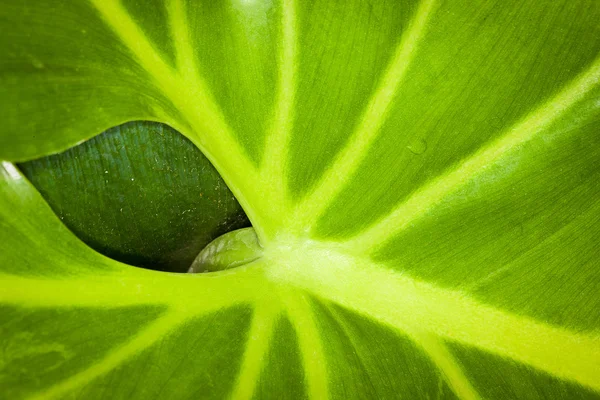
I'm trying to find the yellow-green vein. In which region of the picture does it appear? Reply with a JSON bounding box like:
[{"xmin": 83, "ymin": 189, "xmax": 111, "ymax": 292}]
[
  {"xmin": 288, "ymin": 0, "xmax": 437, "ymax": 235},
  {"xmin": 0, "ymin": 275, "xmax": 163, "ymax": 308},
  {"xmin": 282, "ymin": 291, "xmax": 329, "ymax": 400},
  {"xmin": 88, "ymin": 0, "xmax": 272, "ymax": 240},
  {"xmin": 229, "ymin": 303, "xmax": 280, "ymax": 400},
  {"xmin": 27, "ymin": 310, "xmax": 187, "ymax": 400},
  {"xmin": 345, "ymin": 54, "xmax": 600, "ymax": 253},
  {"xmin": 330, "ymin": 304, "xmax": 479, "ymax": 400},
  {"xmin": 168, "ymin": 0, "xmax": 199, "ymax": 81},
  {"xmin": 260, "ymin": 0, "xmax": 297, "ymax": 220},
  {"xmin": 264, "ymin": 243, "xmax": 600, "ymax": 391},
  {"xmin": 0, "ymin": 264, "xmax": 267, "ymax": 310},
  {"xmin": 412, "ymin": 333, "xmax": 480, "ymax": 400}
]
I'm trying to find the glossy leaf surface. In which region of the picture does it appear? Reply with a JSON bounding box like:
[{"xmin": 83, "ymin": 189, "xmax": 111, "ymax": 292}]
[{"xmin": 1, "ymin": 0, "xmax": 600, "ymax": 399}]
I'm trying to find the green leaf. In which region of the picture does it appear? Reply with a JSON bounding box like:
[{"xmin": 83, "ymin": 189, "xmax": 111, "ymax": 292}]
[
  {"xmin": 1, "ymin": 0, "xmax": 600, "ymax": 399},
  {"xmin": 18, "ymin": 121, "xmax": 250, "ymax": 272}
]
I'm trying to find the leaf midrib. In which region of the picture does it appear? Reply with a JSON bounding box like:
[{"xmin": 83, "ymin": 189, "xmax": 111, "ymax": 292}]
[{"xmin": 262, "ymin": 240, "xmax": 600, "ymax": 392}]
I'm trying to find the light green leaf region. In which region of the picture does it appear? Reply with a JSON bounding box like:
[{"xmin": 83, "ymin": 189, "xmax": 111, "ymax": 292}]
[{"xmin": 1, "ymin": 0, "xmax": 599, "ymax": 399}]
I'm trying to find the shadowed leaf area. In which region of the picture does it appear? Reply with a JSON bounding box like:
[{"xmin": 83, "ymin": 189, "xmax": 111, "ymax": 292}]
[{"xmin": 19, "ymin": 121, "xmax": 250, "ymax": 272}]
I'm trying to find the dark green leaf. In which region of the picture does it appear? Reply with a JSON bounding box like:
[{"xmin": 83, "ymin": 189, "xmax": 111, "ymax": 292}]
[{"xmin": 19, "ymin": 121, "xmax": 249, "ymax": 272}]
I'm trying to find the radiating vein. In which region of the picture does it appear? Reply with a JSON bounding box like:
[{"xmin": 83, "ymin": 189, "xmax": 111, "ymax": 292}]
[
  {"xmin": 88, "ymin": 0, "xmax": 240, "ymax": 159},
  {"xmin": 283, "ymin": 291, "xmax": 329, "ymax": 400},
  {"xmin": 27, "ymin": 310, "xmax": 187, "ymax": 400},
  {"xmin": 87, "ymin": 0, "xmax": 174, "ymax": 97},
  {"xmin": 229, "ymin": 304, "xmax": 280, "ymax": 400},
  {"xmin": 88, "ymin": 0, "xmax": 270, "ymax": 239},
  {"xmin": 0, "ymin": 265, "xmax": 266, "ymax": 309},
  {"xmin": 0, "ymin": 275, "xmax": 162, "ymax": 307},
  {"xmin": 169, "ymin": 0, "xmax": 200, "ymax": 81},
  {"xmin": 346, "ymin": 54, "xmax": 600, "ymax": 252},
  {"xmin": 413, "ymin": 333, "xmax": 480, "ymax": 400},
  {"xmin": 261, "ymin": 0, "xmax": 297, "ymax": 213},
  {"xmin": 265, "ymin": 244, "xmax": 600, "ymax": 391},
  {"xmin": 289, "ymin": 0, "xmax": 437, "ymax": 234}
]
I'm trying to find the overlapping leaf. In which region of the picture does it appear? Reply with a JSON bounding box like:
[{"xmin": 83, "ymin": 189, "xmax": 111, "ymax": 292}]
[{"xmin": 19, "ymin": 121, "xmax": 249, "ymax": 272}]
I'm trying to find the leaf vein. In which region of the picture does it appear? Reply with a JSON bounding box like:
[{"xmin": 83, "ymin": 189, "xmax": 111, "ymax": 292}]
[
  {"xmin": 88, "ymin": 0, "xmax": 271, "ymax": 240},
  {"xmin": 346, "ymin": 54, "xmax": 600, "ymax": 252},
  {"xmin": 289, "ymin": 0, "xmax": 438, "ymax": 234},
  {"xmin": 283, "ymin": 291, "xmax": 329, "ymax": 400},
  {"xmin": 260, "ymin": 0, "xmax": 298, "ymax": 219},
  {"xmin": 412, "ymin": 333, "xmax": 481, "ymax": 400},
  {"xmin": 229, "ymin": 303, "xmax": 280, "ymax": 400},
  {"xmin": 266, "ymin": 245, "xmax": 600, "ymax": 391},
  {"xmin": 27, "ymin": 311, "xmax": 187, "ymax": 400}
]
